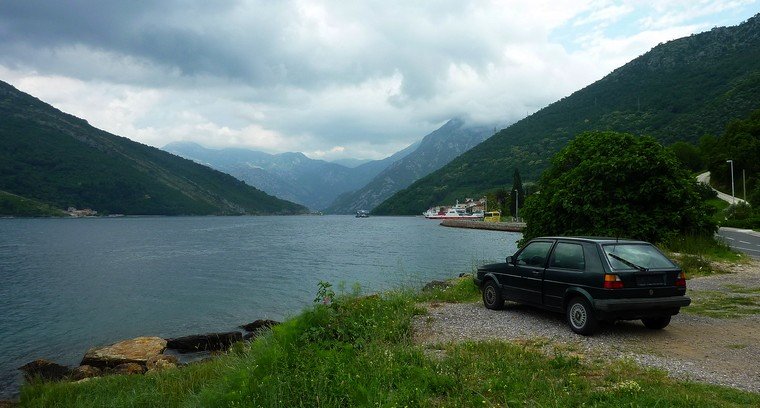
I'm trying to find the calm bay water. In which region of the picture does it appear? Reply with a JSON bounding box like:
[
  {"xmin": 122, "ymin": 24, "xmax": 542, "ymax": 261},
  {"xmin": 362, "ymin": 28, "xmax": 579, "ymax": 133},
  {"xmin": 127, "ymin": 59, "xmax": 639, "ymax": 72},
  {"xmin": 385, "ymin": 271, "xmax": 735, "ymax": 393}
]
[{"xmin": 0, "ymin": 215, "xmax": 519, "ymax": 397}]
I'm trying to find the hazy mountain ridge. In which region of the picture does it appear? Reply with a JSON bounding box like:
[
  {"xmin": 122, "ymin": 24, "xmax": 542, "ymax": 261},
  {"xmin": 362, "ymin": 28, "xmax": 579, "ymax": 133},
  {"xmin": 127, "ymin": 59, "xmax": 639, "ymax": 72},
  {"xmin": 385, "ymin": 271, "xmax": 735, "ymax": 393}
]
[
  {"xmin": 163, "ymin": 140, "xmax": 420, "ymax": 210},
  {"xmin": 374, "ymin": 14, "xmax": 760, "ymax": 215},
  {"xmin": 325, "ymin": 118, "xmax": 496, "ymax": 213},
  {"xmin": 0, "ymin": 80, "xmax": 307, "ymax": 215}
]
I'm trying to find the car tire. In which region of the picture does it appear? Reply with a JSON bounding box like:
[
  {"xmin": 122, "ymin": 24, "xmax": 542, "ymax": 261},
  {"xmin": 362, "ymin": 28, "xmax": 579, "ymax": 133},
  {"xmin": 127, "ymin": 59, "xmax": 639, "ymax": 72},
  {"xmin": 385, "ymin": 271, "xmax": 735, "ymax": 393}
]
[
  {"xmin": 566, "ymin": 297, "xmax": 597, "ymax": 336},
  {"xmin": 641, "ymin": 315, "xmax": 671, "ymax": 330},
  {"xmin": 482, "ymin": 280, "xmax": 505, "ymax": 310}
]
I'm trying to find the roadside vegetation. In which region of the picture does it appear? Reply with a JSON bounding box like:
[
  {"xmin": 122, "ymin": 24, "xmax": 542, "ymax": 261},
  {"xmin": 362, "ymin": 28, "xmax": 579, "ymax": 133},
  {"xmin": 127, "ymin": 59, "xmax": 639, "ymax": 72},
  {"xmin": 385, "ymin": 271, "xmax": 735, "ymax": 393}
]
[
  {"xmin": 660, "ymin": 234, "xmax": 744, "ymax": 279},
  {"xmin": 687, "ymin": 285, "xmax": 760, "ymax": 318},
  {"xmin": 672, "ymin": 110, "xmax": 760, "ymax": 230},
  {"xmin": 20, "ymin": 277, "xmax": 760, "ymax": 407}
]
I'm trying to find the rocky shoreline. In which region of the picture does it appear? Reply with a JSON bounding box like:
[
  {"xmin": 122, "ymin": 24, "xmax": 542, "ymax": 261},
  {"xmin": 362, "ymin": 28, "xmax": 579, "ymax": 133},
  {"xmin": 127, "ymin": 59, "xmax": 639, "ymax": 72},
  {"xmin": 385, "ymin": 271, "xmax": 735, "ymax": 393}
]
[{"xmin": 3, "ymin": 319, "xmax": 281, "ymax": 405}]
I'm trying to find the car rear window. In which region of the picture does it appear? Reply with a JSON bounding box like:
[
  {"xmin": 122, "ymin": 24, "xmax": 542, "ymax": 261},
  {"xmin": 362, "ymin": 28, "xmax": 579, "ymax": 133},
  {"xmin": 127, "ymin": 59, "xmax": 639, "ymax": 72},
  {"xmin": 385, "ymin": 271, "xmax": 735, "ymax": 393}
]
[{"xmin": 603, "ymin": 243, "xmax": 676, "ymax": 270}]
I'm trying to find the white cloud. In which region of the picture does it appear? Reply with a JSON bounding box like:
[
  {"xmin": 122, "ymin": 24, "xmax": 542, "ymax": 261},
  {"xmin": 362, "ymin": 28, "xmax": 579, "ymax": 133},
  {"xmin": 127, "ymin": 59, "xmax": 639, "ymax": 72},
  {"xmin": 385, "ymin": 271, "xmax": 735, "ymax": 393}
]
[{"xmin": 0, "ymin": 1, "xmax": 757, "ymax": 160}]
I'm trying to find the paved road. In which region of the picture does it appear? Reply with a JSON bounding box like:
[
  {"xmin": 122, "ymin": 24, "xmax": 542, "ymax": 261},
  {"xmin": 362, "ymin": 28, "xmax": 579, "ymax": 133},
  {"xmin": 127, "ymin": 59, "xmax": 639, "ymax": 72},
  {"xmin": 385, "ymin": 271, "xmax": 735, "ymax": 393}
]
[
  {"xmin": 717, "ymin": 227, "xmax": 760, "ymax": 259},
  {"xmin": 697, "ymin": 171, "xmax": 747, "ymax": 205}
]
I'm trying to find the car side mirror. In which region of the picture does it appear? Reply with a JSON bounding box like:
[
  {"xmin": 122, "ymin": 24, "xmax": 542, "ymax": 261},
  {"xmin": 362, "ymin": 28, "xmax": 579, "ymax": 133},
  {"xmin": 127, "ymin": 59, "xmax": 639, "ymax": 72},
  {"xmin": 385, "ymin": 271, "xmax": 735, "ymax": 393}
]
[{"xmin": 506, "ymin": 256, "xmax": 514, "ymax": 265}]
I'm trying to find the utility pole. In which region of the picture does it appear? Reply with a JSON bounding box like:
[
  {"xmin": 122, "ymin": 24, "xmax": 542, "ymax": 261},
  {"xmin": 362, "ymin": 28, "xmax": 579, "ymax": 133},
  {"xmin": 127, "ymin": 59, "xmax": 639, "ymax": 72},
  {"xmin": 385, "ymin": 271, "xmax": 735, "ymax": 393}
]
[
  {"xmin": 727, "ymin": 160, "xmax": 735, "ymax": 204},
  {"xmin": 514, "ymin": 190, "xmax": 519, "ymax": 222}
]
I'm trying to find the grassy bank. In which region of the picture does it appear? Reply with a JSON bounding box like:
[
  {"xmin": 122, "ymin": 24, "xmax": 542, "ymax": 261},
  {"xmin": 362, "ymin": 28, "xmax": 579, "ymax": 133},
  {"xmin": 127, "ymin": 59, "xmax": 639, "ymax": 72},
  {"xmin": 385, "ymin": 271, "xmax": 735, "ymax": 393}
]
[
  {"xmin": 661, "ymin": 234, "xmax": 744, "ymax": 279},
  {"xmin": 20, "ymin": 278, "xmax": 759, "ymax": 407}
]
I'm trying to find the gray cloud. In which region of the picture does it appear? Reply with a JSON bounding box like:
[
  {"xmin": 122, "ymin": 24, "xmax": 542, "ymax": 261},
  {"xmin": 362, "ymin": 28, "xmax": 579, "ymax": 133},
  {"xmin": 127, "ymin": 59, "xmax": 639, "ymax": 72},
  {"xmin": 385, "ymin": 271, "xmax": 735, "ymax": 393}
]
[{"xmin": 1, "ymin": 1, "xmax": 757, "ymax": 159}]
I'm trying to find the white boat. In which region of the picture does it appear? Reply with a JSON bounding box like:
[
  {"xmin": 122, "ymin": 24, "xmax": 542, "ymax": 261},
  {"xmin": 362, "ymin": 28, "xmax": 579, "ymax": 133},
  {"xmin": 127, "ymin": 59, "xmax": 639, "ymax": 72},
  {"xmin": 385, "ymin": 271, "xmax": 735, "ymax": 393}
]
[{"xmin": 424, "ymin": 207, "xmax": 483, "ymax": 220}]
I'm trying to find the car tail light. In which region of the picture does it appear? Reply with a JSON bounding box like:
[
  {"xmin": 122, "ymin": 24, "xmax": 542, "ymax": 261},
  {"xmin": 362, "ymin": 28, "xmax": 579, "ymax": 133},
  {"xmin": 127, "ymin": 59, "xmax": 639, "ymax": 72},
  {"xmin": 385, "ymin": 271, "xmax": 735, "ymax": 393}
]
[
  {"xmin": 675, "ymin": 271, "xmax": 686, "ymax": 287},
  {"xmin": 603, "ymin": 274, "xmax": 623, "ymax": 289}
]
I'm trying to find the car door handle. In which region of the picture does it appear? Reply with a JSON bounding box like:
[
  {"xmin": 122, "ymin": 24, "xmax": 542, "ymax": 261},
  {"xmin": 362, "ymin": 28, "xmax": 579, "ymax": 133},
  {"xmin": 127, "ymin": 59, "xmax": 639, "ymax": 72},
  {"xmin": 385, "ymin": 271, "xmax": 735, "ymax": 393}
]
[{"xmin": 531, "ymin": 270, "xmax": 541, "ymax": 275}]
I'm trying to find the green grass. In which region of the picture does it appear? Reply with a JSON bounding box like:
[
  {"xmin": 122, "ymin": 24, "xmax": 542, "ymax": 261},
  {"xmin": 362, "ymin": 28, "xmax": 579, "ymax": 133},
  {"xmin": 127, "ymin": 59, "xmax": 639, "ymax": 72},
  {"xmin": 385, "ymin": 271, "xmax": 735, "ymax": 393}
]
[
  {"xmin": 670, "ymin": 254, "xmax": 729, "ymax": 279},
  {"xmin": 661, "ymin": 234, "xmax": 742, "ymax": 263},
  {"xmin": 20, "ymin": 280, "xmax": 760, "ymax": 407},
  {"xmin": 661, "ymin": 234, "xmax": 745, "ymax": 278},
  {"xmin": 686, "ymin": 286, "xmax": 760, "ymax": 318},
  {"xmin": 414, "ymin": 275, "xmax": 481, "ymax": 303},
  {"xmin": 706, "ymin": 198, "xmax": 730, "ymax": 224}
]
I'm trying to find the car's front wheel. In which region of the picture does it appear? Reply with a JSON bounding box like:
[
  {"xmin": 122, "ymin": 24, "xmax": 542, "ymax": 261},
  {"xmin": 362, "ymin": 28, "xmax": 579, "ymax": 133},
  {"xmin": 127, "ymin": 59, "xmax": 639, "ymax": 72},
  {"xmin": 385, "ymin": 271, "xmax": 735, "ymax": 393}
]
[
  {"xmin": 641, "ymin": 315, "xmax": 671, "ymax": 330},
  {"xmin": 566, "ymin": 297, "xmax": 597, "ymax": 336},
  {"xmin": 482, "ymin": 280, "xmax": 504, "ymax": 310}
]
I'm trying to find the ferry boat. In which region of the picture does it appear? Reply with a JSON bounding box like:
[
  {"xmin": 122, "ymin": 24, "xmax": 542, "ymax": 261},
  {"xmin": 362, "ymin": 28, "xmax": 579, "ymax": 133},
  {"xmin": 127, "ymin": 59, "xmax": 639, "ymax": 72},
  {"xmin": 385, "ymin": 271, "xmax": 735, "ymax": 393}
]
[
  {"xmin": 355, "ymin": 210, "xmax": 370, "ymax": 218},
  {"xmin": 423, "ymin": 207, "xmax": 483, "ymax": 220}
]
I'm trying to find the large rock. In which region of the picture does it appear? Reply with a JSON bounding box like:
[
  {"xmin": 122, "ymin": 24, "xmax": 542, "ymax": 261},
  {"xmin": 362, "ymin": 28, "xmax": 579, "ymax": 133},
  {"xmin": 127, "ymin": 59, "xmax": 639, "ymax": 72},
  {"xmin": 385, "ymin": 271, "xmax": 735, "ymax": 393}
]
[
  {"xmin": 70, "ymin": 365, "xmax": 102, "ymax": 381},
  {"xmin": 166, "ymin": 332, "xmax": 242, "ymax": 353},
  {"xmin": 81, "ymin": 337, "xmax": 167, "ymax": 368},
  {"xmin": 111, "ymin": 363, "xmax": 145, "ymax": 375},
  {"xmin": 146, "ymin": 354, "xmax": 179, "ymax": 373},
  {"xmin": 239, "ymin": 319, "xmax": 280, "ymax": 332},
  {"xmin": 18, "ymin": 359, "xmax": 71, "ymax": 382},
  {"xmin": 422, "ymin": 280, "xmax": 450, "ymax": 292}
]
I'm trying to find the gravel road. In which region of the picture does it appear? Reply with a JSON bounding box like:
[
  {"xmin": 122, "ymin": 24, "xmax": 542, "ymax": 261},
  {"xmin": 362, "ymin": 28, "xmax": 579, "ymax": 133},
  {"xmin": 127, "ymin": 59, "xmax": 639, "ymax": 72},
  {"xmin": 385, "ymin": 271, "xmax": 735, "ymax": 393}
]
[{"xmin": 412, "ymin": 261, "xmax": 760, "ymax": 393}]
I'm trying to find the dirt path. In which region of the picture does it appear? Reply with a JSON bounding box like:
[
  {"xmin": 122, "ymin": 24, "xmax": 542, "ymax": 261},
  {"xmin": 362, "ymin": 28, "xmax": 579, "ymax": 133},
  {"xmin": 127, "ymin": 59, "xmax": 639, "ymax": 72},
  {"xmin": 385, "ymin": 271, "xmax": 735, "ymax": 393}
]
[{"xmin": 412, "ymin": 261, "xmax": 760, "ymax": 393}]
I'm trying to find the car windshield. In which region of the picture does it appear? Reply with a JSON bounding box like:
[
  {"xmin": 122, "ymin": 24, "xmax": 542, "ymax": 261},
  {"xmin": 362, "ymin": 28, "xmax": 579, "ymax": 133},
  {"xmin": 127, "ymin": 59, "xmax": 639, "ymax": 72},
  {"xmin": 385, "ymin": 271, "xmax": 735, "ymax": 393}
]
[{"xmin": 603, "ymin": 243, "xmax": 675, "ymax": 271}]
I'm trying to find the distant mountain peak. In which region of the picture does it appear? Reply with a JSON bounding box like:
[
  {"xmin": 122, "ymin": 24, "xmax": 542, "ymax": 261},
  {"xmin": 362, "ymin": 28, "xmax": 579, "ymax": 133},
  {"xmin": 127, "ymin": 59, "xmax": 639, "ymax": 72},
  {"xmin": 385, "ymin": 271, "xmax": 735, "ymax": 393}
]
[
  {"xmin": 162, "ymin": 140, "xmax": 419, "ymax": 210},
  {"xmin": 324, "ymin": 118, "xmax": 495, "ymax": 214}
]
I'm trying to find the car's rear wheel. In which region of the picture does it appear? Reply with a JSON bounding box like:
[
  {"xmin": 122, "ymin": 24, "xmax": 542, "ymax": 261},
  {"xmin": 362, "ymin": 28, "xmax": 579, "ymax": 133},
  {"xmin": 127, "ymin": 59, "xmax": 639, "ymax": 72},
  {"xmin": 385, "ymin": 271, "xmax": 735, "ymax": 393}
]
[
  {"xmin": 482, "ymin": 280, "xmax": 504, "ymax": 310},
  {"xmin": 566, "ymin": 297, "xmax": 597, "ymax": 336},
  {"xmin": 641, "ymin": 315, "xmax": 671, "ymax": 330}
]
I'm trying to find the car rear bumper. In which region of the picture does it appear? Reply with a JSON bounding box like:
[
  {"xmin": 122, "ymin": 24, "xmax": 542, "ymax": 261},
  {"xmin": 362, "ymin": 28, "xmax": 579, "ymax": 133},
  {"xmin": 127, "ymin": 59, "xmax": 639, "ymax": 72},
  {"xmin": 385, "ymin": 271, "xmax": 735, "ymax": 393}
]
[{"xmin": 594, "ymin": 296, "xmax": 691, "ymax": 319}]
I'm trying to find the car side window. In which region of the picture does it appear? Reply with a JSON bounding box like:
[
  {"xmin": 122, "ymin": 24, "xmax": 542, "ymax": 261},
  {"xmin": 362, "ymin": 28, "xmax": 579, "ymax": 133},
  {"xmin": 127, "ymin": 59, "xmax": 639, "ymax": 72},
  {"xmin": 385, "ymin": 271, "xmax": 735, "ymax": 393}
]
[
  {"xmin": 549, "ymin": 242, "xmax": 586, "ymax": 271},
  {"xmin": 516, "ymin": 241, "xmax": 553, "ymax": 267}
]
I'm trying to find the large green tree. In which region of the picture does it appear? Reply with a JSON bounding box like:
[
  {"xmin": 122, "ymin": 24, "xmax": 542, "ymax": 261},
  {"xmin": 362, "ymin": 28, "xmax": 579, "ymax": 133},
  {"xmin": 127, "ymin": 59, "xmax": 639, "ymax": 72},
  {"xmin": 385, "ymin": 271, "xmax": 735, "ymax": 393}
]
[{"xmin": 521, "ymin": 131, "xmax": 715, "ymax": 243}]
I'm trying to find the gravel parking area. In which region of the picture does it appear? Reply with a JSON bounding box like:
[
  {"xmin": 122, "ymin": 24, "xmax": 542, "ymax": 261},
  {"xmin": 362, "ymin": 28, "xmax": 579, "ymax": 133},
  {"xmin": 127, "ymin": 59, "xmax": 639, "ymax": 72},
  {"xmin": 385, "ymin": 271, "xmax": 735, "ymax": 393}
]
[{"xmin": 412, "ymin": 261, "xmax": 760, "ymax": 393}]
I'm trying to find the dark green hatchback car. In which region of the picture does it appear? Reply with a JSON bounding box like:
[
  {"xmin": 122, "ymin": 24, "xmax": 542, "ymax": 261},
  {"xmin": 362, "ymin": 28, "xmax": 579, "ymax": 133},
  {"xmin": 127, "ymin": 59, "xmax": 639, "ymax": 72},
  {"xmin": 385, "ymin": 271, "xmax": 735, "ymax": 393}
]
[{"xmin": 474, "ymin": 237, "xmax": 691, "ymax": 335}]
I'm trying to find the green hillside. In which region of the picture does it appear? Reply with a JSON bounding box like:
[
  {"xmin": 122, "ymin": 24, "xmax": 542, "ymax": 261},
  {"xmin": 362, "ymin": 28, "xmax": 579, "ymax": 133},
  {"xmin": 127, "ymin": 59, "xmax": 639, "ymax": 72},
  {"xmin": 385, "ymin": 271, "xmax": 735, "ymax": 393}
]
[
  {"xmin": 0, "ymin": 190, "xmax": 66, "ymax": 217},
  {"xmin": 0, "ymin": 81, "xmax": 307, "ymax": 216},
  {"xmin": 375, "ymin": 14, "xmax": 760, "ymax": 215}
]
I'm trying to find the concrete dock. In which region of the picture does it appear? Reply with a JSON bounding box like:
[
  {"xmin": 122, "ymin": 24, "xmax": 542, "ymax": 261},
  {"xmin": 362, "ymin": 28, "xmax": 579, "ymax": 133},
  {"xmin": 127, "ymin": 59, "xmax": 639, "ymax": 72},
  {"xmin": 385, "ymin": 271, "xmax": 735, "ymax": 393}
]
[{"xmin": 440, "ymin": 219, "xmax": 526, "ymax": 232}]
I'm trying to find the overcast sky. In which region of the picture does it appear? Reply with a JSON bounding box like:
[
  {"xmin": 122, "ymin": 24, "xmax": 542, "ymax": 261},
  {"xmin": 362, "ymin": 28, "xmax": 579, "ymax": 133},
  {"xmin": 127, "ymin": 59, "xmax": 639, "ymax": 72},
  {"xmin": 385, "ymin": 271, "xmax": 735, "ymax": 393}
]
[{"xmin": 1, "ymin": 1, "xmax": 758, "ymax": 160}]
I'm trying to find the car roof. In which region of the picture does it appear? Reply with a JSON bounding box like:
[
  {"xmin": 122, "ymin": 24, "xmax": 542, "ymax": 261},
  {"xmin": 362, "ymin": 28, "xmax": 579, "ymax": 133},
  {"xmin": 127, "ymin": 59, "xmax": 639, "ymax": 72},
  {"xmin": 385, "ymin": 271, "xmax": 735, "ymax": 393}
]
[{"xmin": 534, "ymin": 236, "xmax": 651, "ymax": 245}]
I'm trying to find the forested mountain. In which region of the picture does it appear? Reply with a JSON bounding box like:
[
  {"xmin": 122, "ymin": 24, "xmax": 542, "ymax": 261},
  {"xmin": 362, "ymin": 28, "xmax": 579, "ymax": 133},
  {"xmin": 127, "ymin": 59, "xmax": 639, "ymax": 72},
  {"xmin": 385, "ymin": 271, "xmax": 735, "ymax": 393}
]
[
  {"xmin": 325, "ymin": 118, "xmax": 494, "ymax": 213},
  {"xmin": 375, "ymin": 14, "xmax": 760, "ymax": 215},
  {"xmin": 0, "ymin": 81, "xmax": 307, "ymax": 216},
  {"xmin": 163, "ymin": 140, "xmax": 419, "ymax": 210}
]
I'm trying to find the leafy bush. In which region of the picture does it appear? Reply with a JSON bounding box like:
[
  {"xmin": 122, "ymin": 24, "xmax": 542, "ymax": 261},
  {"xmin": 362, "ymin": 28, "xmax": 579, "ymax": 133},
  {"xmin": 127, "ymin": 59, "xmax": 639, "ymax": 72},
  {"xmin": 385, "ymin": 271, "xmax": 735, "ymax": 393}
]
[
  {"xmin": 521, "ymin": 131, "xmax": 716, "ymax": 243},
  {"xmin": 720, "ymin": 202, "xmax": 760, "ymax": 229}
]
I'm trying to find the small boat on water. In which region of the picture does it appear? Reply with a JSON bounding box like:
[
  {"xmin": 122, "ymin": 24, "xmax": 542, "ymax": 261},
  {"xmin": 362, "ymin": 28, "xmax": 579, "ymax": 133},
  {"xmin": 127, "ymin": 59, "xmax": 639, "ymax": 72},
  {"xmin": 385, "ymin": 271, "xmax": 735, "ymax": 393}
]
[{"xmin": 355, "ymin": 210, "xmax": 370, "ymax": 218}]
